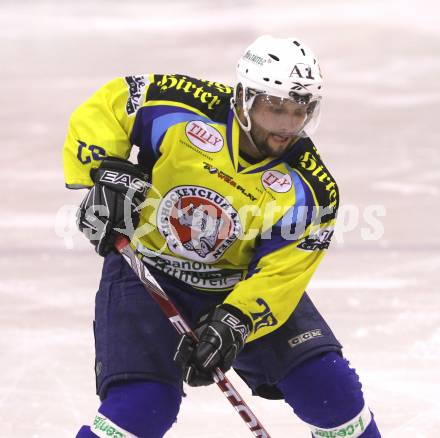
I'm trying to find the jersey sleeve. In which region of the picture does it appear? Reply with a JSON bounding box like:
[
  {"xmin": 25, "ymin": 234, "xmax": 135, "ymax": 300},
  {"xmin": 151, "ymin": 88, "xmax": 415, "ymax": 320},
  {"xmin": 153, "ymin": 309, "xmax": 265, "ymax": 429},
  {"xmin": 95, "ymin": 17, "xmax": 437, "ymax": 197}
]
[
  {"xmin": 224, "ymin": 171, "xmax": 337, "ymax": 343},
  {"xmin": 63, "ymin": 75, "xmax": 151, "ymax": 188}
]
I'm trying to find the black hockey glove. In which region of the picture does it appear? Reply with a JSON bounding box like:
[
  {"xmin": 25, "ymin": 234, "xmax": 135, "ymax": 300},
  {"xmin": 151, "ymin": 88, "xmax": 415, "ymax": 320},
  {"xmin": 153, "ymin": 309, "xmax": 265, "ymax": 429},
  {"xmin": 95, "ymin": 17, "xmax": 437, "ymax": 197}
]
[
  {"xmin": 76, "ymin": 157, "xmax": 149, "ymax": 256},
  {"xmin": 174, "ymin": 304, "xmax": 252, "ymax": 387}
]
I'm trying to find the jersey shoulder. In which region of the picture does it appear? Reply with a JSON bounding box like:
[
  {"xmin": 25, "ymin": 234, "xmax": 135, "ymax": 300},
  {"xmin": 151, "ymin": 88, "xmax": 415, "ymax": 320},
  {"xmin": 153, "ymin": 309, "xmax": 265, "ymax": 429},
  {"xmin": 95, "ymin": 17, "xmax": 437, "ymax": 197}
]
[
  {"xmin": 285, "ymin": 137, "xmax": 339, "ymax": 220},
  {"xmin": 144, "ymin": 74, "xmax": 233, "ymax": 123}
]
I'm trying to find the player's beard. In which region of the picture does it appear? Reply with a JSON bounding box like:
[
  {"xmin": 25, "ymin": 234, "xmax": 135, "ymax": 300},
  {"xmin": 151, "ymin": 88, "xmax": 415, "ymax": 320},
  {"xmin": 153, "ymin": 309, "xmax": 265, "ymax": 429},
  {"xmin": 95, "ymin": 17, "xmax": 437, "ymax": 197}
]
[{"xmin": 251, "ymin": 123, "xmax": 299, "ymax": 159}]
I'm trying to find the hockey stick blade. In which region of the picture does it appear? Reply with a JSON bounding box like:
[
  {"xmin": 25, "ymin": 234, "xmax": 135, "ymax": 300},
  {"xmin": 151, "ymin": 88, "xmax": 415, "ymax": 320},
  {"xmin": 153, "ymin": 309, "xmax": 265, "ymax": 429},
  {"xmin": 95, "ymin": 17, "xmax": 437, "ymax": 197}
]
[{"xmin": 114, "ymin": 235, "xmax": 272, "ymax": 438}]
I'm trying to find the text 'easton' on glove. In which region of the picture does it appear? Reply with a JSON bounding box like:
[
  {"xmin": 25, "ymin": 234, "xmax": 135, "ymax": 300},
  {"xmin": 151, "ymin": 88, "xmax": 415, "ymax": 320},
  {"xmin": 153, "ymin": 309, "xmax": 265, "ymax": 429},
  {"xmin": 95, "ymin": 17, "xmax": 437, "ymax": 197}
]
[
  {"xmin": 174, "ymin": 304, "xmax": 252, "ymax": 387},
  {"xmin": 76, "ymin": 157, "xmax": 150, "ymax": 256}
]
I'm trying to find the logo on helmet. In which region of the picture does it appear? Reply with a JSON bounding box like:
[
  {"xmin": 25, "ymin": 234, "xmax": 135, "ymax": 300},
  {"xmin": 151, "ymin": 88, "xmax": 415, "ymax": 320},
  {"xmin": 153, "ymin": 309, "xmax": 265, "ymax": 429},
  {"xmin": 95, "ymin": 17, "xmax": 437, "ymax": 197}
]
[{"xmin": 243, "ymin": 50, "xmax": 267, "ymax": 66}]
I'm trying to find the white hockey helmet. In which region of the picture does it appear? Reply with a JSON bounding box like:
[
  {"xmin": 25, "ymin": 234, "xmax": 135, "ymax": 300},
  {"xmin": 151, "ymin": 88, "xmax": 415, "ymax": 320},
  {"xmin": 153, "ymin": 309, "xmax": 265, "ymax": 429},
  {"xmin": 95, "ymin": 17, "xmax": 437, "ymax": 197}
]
[{"xmin": 233, "ymin": 35, "xmax": 323, "ymax": 138}]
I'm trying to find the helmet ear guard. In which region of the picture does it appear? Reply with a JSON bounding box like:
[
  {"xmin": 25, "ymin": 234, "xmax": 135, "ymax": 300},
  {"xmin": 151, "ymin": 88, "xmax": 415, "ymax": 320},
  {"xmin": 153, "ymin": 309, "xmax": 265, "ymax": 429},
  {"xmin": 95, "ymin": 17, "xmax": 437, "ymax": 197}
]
[{"xmin": 231, "ymin": 82, "xmax": 252, "ymax": 133}]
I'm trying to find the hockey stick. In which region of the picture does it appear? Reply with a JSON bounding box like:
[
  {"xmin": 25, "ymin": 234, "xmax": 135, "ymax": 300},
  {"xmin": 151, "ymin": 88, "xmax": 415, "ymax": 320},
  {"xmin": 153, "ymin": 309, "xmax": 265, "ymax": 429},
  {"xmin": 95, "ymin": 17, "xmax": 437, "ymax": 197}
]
[{"xmin": 114, "ymin": 235, "xmax": 271, "ymax": 438}]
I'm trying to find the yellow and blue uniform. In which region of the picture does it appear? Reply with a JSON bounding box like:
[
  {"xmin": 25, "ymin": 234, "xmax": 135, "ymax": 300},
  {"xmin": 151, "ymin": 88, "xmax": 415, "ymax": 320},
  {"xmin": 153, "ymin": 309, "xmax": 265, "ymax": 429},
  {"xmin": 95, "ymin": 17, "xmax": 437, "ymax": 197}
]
[
  {"xmin": 63, "ymin": 73, "xmax": 339, "ymax": 343},
  {"xmin": 67, "ymin": 73, "xmax": 380, "ymax": 438}
]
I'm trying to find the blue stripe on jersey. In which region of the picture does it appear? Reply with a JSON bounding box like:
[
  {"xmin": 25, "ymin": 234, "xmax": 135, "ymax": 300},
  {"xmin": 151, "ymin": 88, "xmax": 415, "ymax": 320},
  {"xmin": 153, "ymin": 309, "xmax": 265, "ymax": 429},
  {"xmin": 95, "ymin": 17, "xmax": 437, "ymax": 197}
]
[
  {"xmin": 245, "ymin": 167, "xmax": 315, "ymax": 279},
  {"xmin": 272, "ymin": 167, "xmax": 309, "ymax": 228},
  {"xmin": 131, "ymin": 105, "xmax": 210, "ymax": 173},
  {"xmin": 151, "ymin": 112, "xmax": 211, "ymax": 155}
]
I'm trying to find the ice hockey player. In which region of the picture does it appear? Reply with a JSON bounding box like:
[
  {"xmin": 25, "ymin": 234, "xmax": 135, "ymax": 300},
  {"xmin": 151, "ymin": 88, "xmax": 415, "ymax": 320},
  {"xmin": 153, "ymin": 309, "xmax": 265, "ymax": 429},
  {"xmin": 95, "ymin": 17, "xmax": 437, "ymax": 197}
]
[{"xmin": 64, "ymin": 35, "xmax": 381, "ymax": 437}]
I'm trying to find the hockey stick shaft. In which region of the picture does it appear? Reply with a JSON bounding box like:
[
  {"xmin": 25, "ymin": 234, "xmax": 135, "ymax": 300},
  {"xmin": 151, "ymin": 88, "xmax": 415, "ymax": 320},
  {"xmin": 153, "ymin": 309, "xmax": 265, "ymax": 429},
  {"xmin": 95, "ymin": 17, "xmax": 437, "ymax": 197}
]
[{"xmin": 114, "ymin": 235, "xmax": 271, "ymax": 438}]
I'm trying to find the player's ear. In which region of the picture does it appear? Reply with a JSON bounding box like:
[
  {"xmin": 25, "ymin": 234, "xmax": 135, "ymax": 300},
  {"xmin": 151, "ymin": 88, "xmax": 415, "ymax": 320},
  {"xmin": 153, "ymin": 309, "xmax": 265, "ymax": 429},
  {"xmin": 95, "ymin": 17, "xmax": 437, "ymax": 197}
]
[
  {"xmin": 236, "ymin": 83, "xmax": 244, "ymax": 106},
  {"xmin": 233, "ymin": 84, "xmax": 245, "ymax": 119}
]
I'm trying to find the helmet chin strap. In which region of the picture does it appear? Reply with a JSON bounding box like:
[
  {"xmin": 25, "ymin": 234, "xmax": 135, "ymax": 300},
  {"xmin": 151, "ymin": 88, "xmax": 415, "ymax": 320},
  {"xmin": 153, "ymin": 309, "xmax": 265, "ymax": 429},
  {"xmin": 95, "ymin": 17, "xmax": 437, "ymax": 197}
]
[{"xmin": 230, "ymin": 96, "xmax": 268, "ymax": 159}]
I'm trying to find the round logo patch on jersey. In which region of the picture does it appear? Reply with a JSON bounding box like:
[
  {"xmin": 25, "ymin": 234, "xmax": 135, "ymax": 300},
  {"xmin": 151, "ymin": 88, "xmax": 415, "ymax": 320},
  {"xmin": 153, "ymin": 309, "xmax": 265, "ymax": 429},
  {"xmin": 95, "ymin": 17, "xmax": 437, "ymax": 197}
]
[
  {"xmin": 185, "ymin": 121, "xmax": 224, "ymax": 153},
  {"xmin": 157, "ymin": 185, "xmax": 242, "ymax": 263},
  {"xmin": 261, "ymin": 170, "xmax": 292, "ymax": 193}
]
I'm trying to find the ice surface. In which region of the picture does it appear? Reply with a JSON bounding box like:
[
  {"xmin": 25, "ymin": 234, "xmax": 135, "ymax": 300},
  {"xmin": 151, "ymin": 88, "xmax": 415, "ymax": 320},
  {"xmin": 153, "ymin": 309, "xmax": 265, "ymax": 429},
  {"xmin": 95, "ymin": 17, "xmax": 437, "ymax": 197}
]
[{"xmin": 1, "ymin": 0, "xmax": 439, "ymax": 436}]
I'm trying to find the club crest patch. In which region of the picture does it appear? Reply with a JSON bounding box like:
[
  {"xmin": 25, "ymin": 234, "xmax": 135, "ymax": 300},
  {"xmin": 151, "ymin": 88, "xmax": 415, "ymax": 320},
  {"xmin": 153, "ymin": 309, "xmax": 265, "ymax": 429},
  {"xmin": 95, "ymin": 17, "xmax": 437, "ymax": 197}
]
[{"xmin": 157, "ymin": 186, "xmax": 242, "ymax": 263}]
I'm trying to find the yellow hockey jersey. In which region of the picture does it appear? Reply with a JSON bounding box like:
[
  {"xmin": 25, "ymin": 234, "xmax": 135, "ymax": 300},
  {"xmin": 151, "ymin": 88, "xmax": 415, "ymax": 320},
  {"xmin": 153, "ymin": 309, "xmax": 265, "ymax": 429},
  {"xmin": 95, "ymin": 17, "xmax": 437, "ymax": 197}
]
[{"xmin": 63, "ymin": 73, "xmax": 339, "ymax": 342}]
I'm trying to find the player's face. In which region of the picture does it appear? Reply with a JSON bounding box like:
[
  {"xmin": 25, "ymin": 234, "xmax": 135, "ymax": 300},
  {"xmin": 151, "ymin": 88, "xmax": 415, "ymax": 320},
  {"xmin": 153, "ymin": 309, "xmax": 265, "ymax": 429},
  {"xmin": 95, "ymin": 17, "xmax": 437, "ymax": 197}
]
[{"xmin": 249, "ymin": 95, "xmax": 315, "ymax": 158}]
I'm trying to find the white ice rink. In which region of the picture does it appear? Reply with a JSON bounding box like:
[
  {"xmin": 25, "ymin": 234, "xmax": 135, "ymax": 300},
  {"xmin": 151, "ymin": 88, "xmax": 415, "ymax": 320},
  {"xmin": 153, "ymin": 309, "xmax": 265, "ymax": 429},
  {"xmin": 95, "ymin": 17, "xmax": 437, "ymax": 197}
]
[{"xmin": 1, "ymin": 0, "xmax": 440, "ymax": 436}]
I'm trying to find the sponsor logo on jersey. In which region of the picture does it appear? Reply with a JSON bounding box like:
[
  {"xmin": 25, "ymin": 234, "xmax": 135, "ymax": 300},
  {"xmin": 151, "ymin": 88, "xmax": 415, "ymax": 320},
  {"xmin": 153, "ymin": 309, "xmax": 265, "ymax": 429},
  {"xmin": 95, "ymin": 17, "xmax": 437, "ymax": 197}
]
[
  {"xmin": 202, "ymin": 162, "xmax": 257, "ymax": 201},
  {"xmin": 299, "ymin": 151, "xmax": 338, "ymax": 208},
  {"xmin": 185, "ymin": 121, "xmax": 224, "ymax": 152},
  {"xmin": 250, "ymin": 298, "xmax": 278, "ymax": 332},
  {"xmin": 157, "ymin": 186, "xmax": 242, "ymax": 263},
  {"xmin": 261, "ymin": 170, "xmax": 292, "ymax": 193},
  {"xmin": 136, "ymin": 244, "xmax": 244, "ymax": 290},
  {"xmin": 155, "ymin": 74, "xmax": 232, "ymax": 110},
  {"xmin": 125, "ymin": 75, "xmax": 148, "ymax": 115},
  {"xmin": 297, "ymin": 226, "xmax": 334, "ymax": 251},
  {"xmin": 288, "ymin": 329, "xmax": 323, "ymax": 348}
]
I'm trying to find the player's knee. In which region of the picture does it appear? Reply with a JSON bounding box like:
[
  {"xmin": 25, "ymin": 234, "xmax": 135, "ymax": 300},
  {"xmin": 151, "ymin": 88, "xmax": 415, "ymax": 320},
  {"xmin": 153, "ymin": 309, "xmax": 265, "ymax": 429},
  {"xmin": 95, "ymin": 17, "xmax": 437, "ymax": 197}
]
[
  {"xmin": 90, "ymin": 380, "xmax": 182, "ymax": 438},
  {"xmin": 278, "ymin": 351, "xmax": 363, "ymax": 425},
  {"xmin": 278, "ymin": 351, "xmax": 380, "ymax": 437}
]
